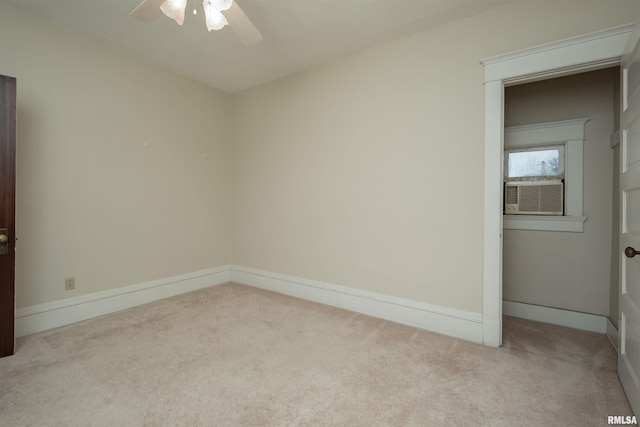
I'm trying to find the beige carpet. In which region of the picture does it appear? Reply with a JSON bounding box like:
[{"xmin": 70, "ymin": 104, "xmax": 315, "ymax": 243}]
[{"xmin": 0, "ymin": 282, "xmax": 634, "ymax": 426}]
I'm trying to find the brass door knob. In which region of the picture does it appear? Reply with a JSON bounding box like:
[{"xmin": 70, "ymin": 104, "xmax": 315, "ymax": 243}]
[{"xmin": 0, "ymin": 234, "xmax": 7, "ymax": 244}]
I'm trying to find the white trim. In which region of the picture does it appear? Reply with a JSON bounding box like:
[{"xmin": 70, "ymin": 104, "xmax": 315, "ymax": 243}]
[
  {"xmin": 482, "ymin": 24, "xmax": 634, "ymax": 348},
  {"xmin": 503, "ymin": 215, "xmax": 586, "ymax": 232},
  {"xmin": 230, "ymin": 265, "xmax": 484, "ymax": 343},
  {"xmin": 608, "ymin": 318, "xmax": 620, "ymax": 353},
  {"xmin": 503, "ymin": 300, "xmax": 607, "ymax": 333},
  {"xmin": 14, "ymin": 264, "xmax": 486, "ymax": 344},
  {"xmin": 504, "ymin": 118, "xmax": 589, "ymax": 147},
  {"xmin": 15, "ymin": 266, "xmax": 232, "ymax": 337},
  {"xmin": 482, "ymin": 24, "xmax": 634, "ymax": 84},
  {"xmin": 483, "ymin": 79, "xmax": 504, "ymax": 347},
  {"xmin": 504, "ymin": 119, "xmax": 588, "ymax": 230},
  {"xmin": 564, "ymin": 140, "xmax": 584, "ymax": 218}
]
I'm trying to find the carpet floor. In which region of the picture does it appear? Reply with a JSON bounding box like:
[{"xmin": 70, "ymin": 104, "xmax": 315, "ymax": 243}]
[{"xmin": 0, "ymin": 282, "xmax": 634, "ymax": 426}]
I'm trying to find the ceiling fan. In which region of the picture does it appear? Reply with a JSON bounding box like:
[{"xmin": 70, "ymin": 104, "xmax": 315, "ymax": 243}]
[{"xmin": 131, "ymin": 0, "xmax": 263, "ymax": 45}]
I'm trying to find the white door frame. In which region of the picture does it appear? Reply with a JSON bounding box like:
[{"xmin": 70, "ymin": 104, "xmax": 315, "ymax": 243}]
[{"xmin": 481, "ymin": 24, "xmax": 634, "ymax": 347}]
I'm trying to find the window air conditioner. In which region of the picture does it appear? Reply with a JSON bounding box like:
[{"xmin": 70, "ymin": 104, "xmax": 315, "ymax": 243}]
[{"xmin": 504, "ymin": 180, "xmax": 564, "ymax": 215}]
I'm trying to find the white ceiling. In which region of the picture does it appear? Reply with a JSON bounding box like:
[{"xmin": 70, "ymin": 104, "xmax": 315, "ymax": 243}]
[{"xmin": 3, "ymin": 0, "xmax": 508, "ymax": 93}]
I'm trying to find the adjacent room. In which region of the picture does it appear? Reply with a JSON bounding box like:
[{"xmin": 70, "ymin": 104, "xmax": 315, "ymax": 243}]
[
  {"xmin": 1, "ymin": 0, "xmax": 640, "ymax": 424},
  {"xmin": 503, "ymin": 68, "xmax": 621, "ymax": 342}
]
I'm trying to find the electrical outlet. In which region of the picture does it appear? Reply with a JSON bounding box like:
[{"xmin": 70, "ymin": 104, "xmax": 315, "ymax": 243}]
[{"xmin": 65, "ymin": 276, "xmax": 75, "ymax": 291}]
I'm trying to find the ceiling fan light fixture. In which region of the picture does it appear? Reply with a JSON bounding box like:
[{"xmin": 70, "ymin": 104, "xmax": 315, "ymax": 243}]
[
  {"xmin": 204, "ymin": 3, "xmax": 228, "ymax": 31},
  {"xmin": 160, "ymin": 0, "xmax": 188, "ymax": 25},
  {"xmin": 210, "ymin": 0, "xmax": 233, "ymax": 11}
]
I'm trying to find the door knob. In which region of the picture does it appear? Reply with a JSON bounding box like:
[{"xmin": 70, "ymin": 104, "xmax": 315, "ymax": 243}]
[
  {"xmin": 625, "ymin": 247, "xmax": 640, "ymax": 258},
  {"xmin": 0, "ymin": 230, "xmax": 7, "ymax": 255}
]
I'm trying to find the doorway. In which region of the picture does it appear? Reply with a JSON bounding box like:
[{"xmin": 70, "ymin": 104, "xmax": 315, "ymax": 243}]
[
  {"xmin": 501, "ymin": 68, "xmax": 620, "ymax": 337},
  {"xmin": 481, "ymin": 24, "xmax": 634, "ymax": 347}
]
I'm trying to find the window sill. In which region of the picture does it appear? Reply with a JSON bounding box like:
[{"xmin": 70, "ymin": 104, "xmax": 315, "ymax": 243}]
[{"xmin": 503, "ymin": 215, "xmax": 586, "ymax": 232}]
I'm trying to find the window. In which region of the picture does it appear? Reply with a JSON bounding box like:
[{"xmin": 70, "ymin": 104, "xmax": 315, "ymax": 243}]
[
  {"xmin": 506, "ymin": 146, "xmax": 564, "ymax": 179},
  {"xmin": 504, "ymin": 146, "xmax": 565, "ymax": 216},
  {"xmin": 503, "ymin": 119, "xmax": 588, "ymax": 232}
]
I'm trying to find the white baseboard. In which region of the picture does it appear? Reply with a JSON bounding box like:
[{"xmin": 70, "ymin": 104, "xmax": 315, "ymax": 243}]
[
  {"xmin": 15, "ymin": 265, "xmax": 232, "ymax": 337},
  {"xmin": 503, "ymin": 300, "xmax": 607, "ymax": 334},
  {"xmin": 15, "ymin": 264, "xmax": 485, "ymax": 344},
  {"xmin": 607, "ymin": 318, "xmax": 619, "ymax": 353},
  {"xmin": 230, "ymin": 265, "xmax": 484, "ymax": 343}
]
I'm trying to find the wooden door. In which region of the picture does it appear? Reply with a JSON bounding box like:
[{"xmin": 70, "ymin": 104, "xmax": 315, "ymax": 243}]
[
  {"xmin": 0, "ymin": 75, "xmax": 16, "ymax": 358},
  {"xmin": 620, "ymin": 23, "xmax": 640, "ymax": 416}
]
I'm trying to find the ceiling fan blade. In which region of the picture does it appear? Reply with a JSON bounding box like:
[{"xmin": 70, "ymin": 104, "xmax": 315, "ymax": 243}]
[
  {"xmin": 224, "ymin": 1, "xmax": 263, "ymax": 46},
  {"xmin": 131, "ymin": 0, "xmax": 165, "ymax": 22}
]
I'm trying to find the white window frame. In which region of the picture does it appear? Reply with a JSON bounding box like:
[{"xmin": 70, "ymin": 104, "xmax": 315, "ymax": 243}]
[{"xmin": 503, "ymin": 118, "xmax": 589, "ymax": 232}]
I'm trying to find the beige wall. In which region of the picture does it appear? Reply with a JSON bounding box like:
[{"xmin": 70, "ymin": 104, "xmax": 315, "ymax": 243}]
[
  {"xmin": 0, "ymin": 3, "xmax": 232, "ymax": 308},
  {"xmin": 503, "ymin": 68, "xmax": 617, "ymax": 316},
  {"xmin": 232, "ymin": 1, "xmax": 640, "ymax": 314},
  {"xmin": 3, "ymin": 0, "xmax": 640, "ymax": 317}
]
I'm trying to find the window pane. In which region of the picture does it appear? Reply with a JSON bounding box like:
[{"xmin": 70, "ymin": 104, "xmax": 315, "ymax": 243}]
[{"xmin": 508, "ymin": 149, "xmax": 560, "ymax": 178}]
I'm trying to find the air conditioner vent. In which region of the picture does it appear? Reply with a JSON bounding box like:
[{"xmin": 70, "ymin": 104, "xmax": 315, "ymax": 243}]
[
  {"xmin": 505, "ymin": 186, "xmax": 518, "ymax": 205},
  {"xmin": 504, "ymin": 181, "xmax": 563, "ymax": 215}
]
